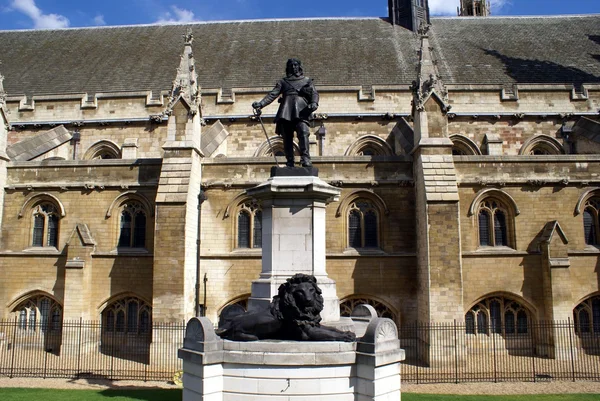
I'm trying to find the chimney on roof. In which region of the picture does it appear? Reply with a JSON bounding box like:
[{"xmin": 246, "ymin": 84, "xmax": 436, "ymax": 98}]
[
  {"xmin": 458, "ymin": 0, "xmax": 491, "ymax": 17},
  {"xmin": 388, "ymin": 0, "xmax": 430, "ymax": 32}
]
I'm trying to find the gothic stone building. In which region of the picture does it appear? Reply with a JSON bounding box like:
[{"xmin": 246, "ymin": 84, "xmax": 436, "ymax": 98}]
[{"xmin": 0, "ymin": 0, "xmax": 599, "ymax": 348}]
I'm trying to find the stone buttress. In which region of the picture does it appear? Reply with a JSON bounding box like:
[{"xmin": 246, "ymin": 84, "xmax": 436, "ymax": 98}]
[
  {"xmin": 153, "ymin": 30, "xmax": 204, "ymax": 322},
  {"xmin": 412, "ymin": 26, "xmax": 464, "ymax": 327}
]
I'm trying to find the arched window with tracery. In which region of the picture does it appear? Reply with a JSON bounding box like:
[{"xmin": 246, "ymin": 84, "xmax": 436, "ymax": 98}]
[
  {"xmin": 31, "ymin": 203, "xmax": 60, "ymax": 248},
  {"xmin": 13, "ymin": 295, "xmax": 62, "ymax": 333},
  {"xmin": 583, "ymin": 198, "xmax": 600, "ymax": 246},
  {"xmin": 574, "ymin": 295, "xmax": 600, "ymax": 334},
  {"xmin": 348, "ymin": 200, "xmax": 379, "ymax": 248},
  {"xmin": 340, "ymin": 296, "xmax": 398, "ymax": 323},
  {"xmin": 102, "ymin": 297, "xmax": 151, "ymax": 334},
  {"xmin": 237, "ymin": 200, "xmax": 262, "ymax": 249},
  {"xmin": 118, "ymin": 201, "xmax": 147, "ymax": 248},
  {"xmin": 478, "ymin": 199, "xmax": 510, "ymax": 247},
  {"xmin": 345, "ymin": 135, "xmax": 394, "ymax": 157},
  {"xmin": 519, "ymin": 135, "xmax": 564, "ymax": 156},
  {"xmin": 218, "ymin": 296, "xmax": 250, "ymax": 328},
  {"xmin": 83, "ymin": 140, "xmax": 122, "ymax": 160},
  {"xmin": 465, "ymin": 296, "xmax": 531, "ymax": 335},
  {"xmin": 450, "ymin": 135, "xmax": 481, "ymax": 156}
]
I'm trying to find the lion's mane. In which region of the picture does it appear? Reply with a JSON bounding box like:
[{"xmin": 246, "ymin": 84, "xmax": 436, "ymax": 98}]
[{"xmin": 271, "ymin": 273, "xmax": 324, "ymax": 327}]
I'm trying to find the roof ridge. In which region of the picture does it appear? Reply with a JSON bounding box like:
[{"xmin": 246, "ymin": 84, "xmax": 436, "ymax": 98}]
[
  {"xmin": 433, "ymin": 14, "xmax": 600, "ymax": 20},
  {"xmin": 0, "ymin": 17, "xmax": 385, "ymax": 33}
]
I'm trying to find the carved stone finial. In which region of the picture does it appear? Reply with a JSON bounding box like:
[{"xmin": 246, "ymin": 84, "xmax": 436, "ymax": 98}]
[
  {"xmin": 412, "ymin": 29, "xmax": 451, "ymax": 114},
  {"xmin": 417, "ymin": 23, "xmax": 430, "ymax": 37},
  {"xmin": 183, "ymin": 28, "xmax": 193, "ymax": 45},
  {"xmin": 163, "ymin": 29, "xmax": 201, "ymax": 118}
]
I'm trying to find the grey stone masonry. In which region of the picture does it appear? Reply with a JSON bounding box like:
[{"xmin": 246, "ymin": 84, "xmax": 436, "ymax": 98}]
[
  {"xmin": 155, "ymin": 156, "xmax": 194, "ymax": 203},
  {"xmin": 419, "ymin": 152, "xmax": 459, "ymax": 202}
]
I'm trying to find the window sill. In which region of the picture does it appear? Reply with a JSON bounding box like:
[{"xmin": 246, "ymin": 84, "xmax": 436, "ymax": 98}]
[
  {"xmin": 230, "ymin": 248, "xmax": 262, "ymax": 256},
  {"xmin": 464, "ymin": 246, "xmax": 523, "ymax": 256},
  {"xmin": 110, "ymin": 247, "xmax": 150, "ymax": 255},
  {"xmin": 343, "ymin": 247, "xmax": 386, "ymax": 256},
  {"xmin": 22, "ymin": 247, "xmax": 61, "ymax": 255}
]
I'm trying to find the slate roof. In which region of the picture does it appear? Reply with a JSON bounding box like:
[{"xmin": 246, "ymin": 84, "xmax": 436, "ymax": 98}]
[
  {"xmin": 6, "ymin": 125, "xmax": 71, "ymax": 161},
  {"xmin": 431, "ymin": 16, "xmax": 600, "ymax": 86},
  {"xmin": 573, "ymin": 117, "xmax": 600, "ymax": 143},
  {"xmin": 0, "ymin": 15, "xmax": 598, "ymax": 98}
]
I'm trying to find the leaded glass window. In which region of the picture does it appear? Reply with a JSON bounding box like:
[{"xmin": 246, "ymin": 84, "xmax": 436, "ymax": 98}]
[
  {"xmin": 31, "ymin": 203, "xmax": 60, "ymax": 248},
  {"xmin": 347, "ymin": 200, "xmax": 379, "ymax": 248},
  {"xmin": 574, "ymin": 295, "xmax": 600, "ymax": 334},
  {"xmin": 102, "ymin": 297, "xmax": 151, "ymax": 335},
  {"xmin": 466, "ymin": 296, "xmax": 530, "ymax": 336},
  {"xmin": 237, "ymin": 200, "xmax": 262, "ymax": 249},
  {"xmin": 583, "ymin": 199, "xmax": 600, "ymax": 246},
  {"xmin": 478, "ymin": 199, "xmax": 510, "ymax": 247},
  {"xmin": 14, "ymin": 295, "xmax": 62, "ymax": 333},
  {"xmin": 118, "ymin": 202, "xmax": 146, "ymax": 248}
]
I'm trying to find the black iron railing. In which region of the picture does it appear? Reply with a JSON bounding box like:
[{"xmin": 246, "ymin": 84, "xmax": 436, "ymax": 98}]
[
  {"xmin": 399, "ymin": 320, "xmax": 600, "ymax": 383},
  {"xmin": 0, "ymin": 318, "xmax": 598, "ymax": 383},
  {"xmin": 0, "ymin": 318, "xmax": 184, "ymax": 381}
]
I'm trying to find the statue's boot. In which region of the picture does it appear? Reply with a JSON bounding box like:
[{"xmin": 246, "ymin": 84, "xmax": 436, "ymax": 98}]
[{"xmin": 297, "ymin": 122, "xmax": 312, "ymax": 167}]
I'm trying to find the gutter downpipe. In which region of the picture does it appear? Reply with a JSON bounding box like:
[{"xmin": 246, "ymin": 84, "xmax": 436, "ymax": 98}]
[{"xmin": 195, "ymin": 190, "xmax": 207, "ymax": 317}]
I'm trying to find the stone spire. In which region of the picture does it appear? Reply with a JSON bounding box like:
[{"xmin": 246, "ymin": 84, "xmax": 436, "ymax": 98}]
[
  {"xmin": 165, "ymin": 28, "xmax": 200, "ymax": 116},
  {"xmin": 388, "ymin": 0, "xmax": 430, "ymax": 32},
  {"xmin": 412, "ymin": 25, "xmax": 450, "ymax": 115},
  {"xmin": 458, "ymin": 0, "xmax": 491, "ymax": 16}
]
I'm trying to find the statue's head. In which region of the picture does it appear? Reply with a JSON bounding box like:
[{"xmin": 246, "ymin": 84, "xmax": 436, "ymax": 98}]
[{"xmin": 286, "ymin": 58, "xmax": 303, "ymax": 78}]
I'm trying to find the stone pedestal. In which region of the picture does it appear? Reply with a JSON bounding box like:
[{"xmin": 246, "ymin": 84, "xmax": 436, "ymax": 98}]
[
  {"xmin": 245, "ymin": 172, "xmax": 342, "ymax": 323},
  {"xmin": 179, "ymin": 315, "xmax": 405, "ymax": 401}
]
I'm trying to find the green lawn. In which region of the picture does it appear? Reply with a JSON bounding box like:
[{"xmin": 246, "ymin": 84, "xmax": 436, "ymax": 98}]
[
  {"xmin": 0, "ymin": 388, "xmax": 182, "ymax": 401},
  {"xmin": 0, "ymin": 388, "xmax": 599, "ymax": 401},
  {"xmin": 405, "ymin": 395, "xmax": 600, "ymax": 401}
]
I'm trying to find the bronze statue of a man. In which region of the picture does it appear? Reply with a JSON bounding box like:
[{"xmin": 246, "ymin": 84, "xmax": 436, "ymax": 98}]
[{"xmin": 252, "ymin": 58, "xmax": 319, "ymax": 168}]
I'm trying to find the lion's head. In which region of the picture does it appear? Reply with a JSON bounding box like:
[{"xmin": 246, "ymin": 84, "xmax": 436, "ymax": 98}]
[{"xmin": 271, "ymin": 273, "xmax": 324, "ymax": 325}]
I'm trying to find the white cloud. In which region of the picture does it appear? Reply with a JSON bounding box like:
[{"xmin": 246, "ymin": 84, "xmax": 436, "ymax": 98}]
[
  {"xmin": 156, "ymin": 5, "xmax": 196, "ymax": 24},
  {"xmin": 93, "ymin": 14, "xmax": 106, "ymax": 26},
  {"xmin": 11, "ymin": 0, "xmax": 69, "ymax": 29},
  {"xmin": 429, "ymin": 0, "xmax": 460, "ymax": 16},
  {"xmin": 490, "ymin": 0, "xmax": 510, "ymax": 13},
  {"xmin": 429, "ymin": 0, "xmax": 510, "ymax": 16}
]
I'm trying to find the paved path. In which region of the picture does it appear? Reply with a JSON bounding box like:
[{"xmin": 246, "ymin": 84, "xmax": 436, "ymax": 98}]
[{"xmin": 0, "ymin": 377, "xmax": 599, "ymax": 395}]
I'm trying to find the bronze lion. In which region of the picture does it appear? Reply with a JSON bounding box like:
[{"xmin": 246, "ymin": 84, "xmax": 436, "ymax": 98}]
[{"xmin": 216, "ymin": 274, "xmax": 355, "ymax": 342}]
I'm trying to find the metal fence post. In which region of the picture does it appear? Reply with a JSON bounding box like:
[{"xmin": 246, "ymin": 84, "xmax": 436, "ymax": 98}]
[
  {"xmin": 415, "ymin": 321, "xmax": 419, "ymax": 385},
  {"xmin": 77, "ymin": 318, "xmax": 82, "ymax": 378},
  {"xmin": 454, "ymin": 320, "xmax": 459, "ymax": 384},
  {"xmin": 530, "ymin": 319, "xmax": 536, "ymax": 382},
  {"xmin": 9, "ymin": 316, "xmax": 17, "ymax": 378},
  {"xmin": 492, "ymin": 323, "xmax": 498, "ymax": 383},
  {"xmin": 567, "ymin": 318, "xmax": 575, "ymax": 382}
]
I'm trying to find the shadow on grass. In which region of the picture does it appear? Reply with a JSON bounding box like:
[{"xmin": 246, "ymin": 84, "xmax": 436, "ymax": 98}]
[
  {"xmin": 404, "ymin": 394, "xmax": 600, "ymax": 401},
  {"xmin": 99, "ymin": 388, "xmax": 181, "ymax": 401}
]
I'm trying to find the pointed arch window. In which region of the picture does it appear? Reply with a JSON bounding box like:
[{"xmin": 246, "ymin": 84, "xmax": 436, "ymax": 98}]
[
  {"xmin": 102, "ymin": 297, "xmax": 151, "ymax": 334},
  {"xmin": 31, "ymin": 203, "xmax": 60, "ymax": 248},
  {"xmin": 465, "ymin": 296, "xmax": 531, "ymax": 336},
  {"xmin": 583, "ymin": 199, "xmax": 600, "ymax": 246},
  {"xmin": 574, "ymin": 295, "xmax": 600, "ymax": 334},
  {"xmin": 13, "ymin": 295, "xmax": 62, "ymax": 333},
  {"xmin": 237, "ymin": 200, "xmax": 262, "ymax": 249},
  {"xmin": 339, "ymin": 296, "xmax": 397, "ymax": 322},
  {"xmin": 477, "ymin": 199, "xmax": 510, "ymax": 247},
  {"xmin": 348, "ymin": 200, "xmax": 379, "ymax": 248},
  {"xmin": 118, "ymin": 201, "xmax": 147, "ymax": 248}
]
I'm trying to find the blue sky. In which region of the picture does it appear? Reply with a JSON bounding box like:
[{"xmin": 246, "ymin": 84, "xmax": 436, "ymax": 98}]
[{"xmin": 1, "ymin": 0, "xmax": 600, "ymax": 30}]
